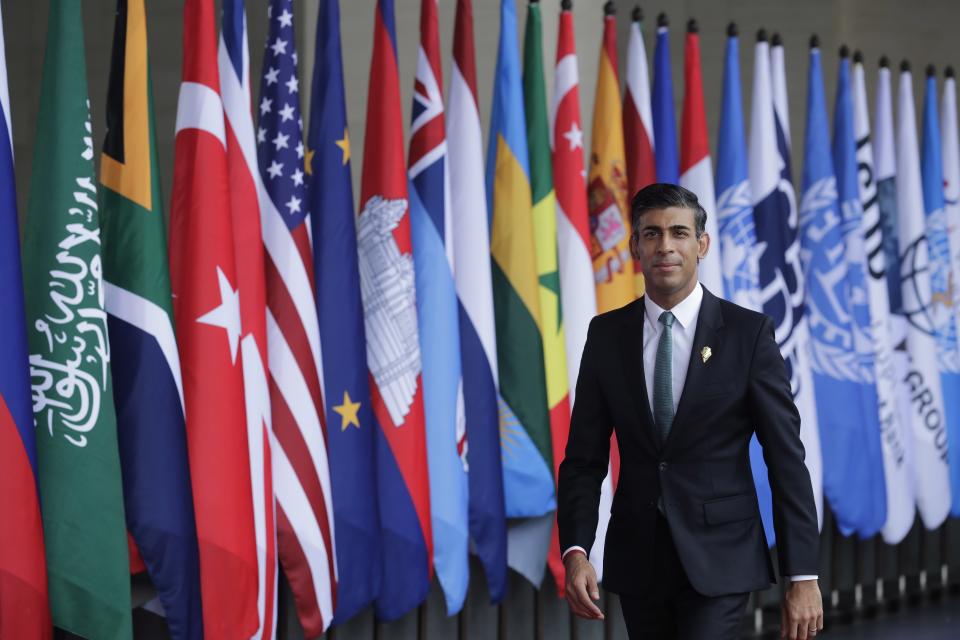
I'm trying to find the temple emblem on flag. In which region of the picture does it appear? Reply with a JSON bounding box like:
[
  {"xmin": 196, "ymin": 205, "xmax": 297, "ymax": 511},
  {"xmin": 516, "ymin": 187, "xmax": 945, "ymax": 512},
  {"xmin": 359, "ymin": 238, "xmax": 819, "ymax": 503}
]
[{"xmin": 357, "ymin": 194, "xmax": 421, "ymax": 426}]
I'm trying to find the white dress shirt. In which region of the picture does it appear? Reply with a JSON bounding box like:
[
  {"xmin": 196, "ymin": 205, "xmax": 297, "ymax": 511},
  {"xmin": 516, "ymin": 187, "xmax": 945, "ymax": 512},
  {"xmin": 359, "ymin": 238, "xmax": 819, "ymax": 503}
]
[
  {"xmin": 642, "ymin": 283, "xmax": 703, "ymax": 417},
  {"xmin": 564, "ymin": 284, "xmax": 815, "ymax": 581}
]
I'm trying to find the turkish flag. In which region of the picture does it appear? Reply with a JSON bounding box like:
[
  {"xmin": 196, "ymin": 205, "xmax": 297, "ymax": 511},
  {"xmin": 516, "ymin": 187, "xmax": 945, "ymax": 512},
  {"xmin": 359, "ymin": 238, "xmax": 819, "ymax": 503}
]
[{"xmin": 168, "ymin": 1, "xmax": 259, "ymax": 637}]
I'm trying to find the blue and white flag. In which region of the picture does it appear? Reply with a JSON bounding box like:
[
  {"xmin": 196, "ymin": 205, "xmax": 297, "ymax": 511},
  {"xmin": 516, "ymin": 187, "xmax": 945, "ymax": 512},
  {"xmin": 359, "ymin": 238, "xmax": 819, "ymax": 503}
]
[
  {"xmin": 716, "ymin": 27, "xmax": 761, "ymax": 311},
  {"xmin": 825, "ymin": 49, "xmax": 887, "ymax": 537},
  {"xmin": 749, "ymin": 34, "xmax": 824, "ymax": 544},
  {"xmin": 895, "ymin": 64, "xmax": 952, "ymax": 529},
  {"xmin": 408, "ymin": 0, "xmax": 469, "ymax": 614},
  {"xmin": 940, "ymin": 68, "xmax": 960, "ymax": 515},
  {"xmin": 919, "ymin": 68, "xmax": 960, "ymax": 520},
  {"xmin": 854, "ymin": 55, "xmax": 915, "ymax": 544},
  {"xmin": 652, "ymin": 15, "xmax": 678, "ymax": 184}
]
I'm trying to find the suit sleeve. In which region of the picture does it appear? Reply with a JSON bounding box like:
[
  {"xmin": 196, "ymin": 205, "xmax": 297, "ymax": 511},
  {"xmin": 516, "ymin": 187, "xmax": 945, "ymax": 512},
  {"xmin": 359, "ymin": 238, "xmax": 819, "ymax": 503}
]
[
  {"xmin": 557, "ymin": 317, "xmax": 614, "ymax": 556},
  {"xmin": 748, "ymin": 316, "xmax": 820, "ymax": 577}
]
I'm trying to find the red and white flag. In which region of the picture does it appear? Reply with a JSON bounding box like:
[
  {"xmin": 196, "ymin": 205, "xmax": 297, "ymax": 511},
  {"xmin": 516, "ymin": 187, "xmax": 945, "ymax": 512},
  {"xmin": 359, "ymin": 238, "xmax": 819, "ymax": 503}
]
[
  {"xmin": 624, "ymin": 7, "xmax": 656, "ymax": 197},
  {"xmin": 551, "ymin": 0, "xmax": 607, "ymax": 579},
  {"xmin": 623, "ymin": 7, "xmax": 654, "ymax": 297},
  {"xmin": 218, "ymin": 2, "xmax": 278, "ymax": 637},
  {"xmin": 170, "ymin": 1, "xmax": 259, "ymax": 636},
  {"xmin": 679, "ymin": 21, "xmax": 723, "ymax": 294}
]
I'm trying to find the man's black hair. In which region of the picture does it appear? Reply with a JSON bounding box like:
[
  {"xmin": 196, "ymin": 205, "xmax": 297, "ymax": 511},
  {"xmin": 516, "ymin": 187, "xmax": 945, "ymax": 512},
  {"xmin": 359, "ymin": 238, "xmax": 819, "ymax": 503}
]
[{"xmin": 630, "ymin": 182, "xmax": 708, "ymax": 238}]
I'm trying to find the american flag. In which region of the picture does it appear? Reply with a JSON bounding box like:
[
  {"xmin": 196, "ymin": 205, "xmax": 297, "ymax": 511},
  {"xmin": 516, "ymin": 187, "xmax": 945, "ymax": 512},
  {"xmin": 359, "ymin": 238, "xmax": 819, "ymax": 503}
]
[{"xmin": 256, "ymin": 0, "xmax": 338, "ymax": 633}]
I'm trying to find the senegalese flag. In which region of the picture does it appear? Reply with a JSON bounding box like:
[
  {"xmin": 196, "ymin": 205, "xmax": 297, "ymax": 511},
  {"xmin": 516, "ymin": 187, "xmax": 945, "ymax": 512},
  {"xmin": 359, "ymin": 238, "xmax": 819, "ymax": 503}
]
[
  {"xmin": 522, "ymin": 0, "xmax": 571, "ymax": 596},
  {"xmin": 589, "ymin": 2, "xmax": 635, "ymax": 313},
  {"xmin": 100, "ymin": 1, "xmax": 202, "ymax": 638},
  {"xmin": 21, "ymin": 1, "xmax": 132, "ymax": 637},
  {"xmin": 487, "ymin": 0, "xmax": 554, "ymax": 587}
]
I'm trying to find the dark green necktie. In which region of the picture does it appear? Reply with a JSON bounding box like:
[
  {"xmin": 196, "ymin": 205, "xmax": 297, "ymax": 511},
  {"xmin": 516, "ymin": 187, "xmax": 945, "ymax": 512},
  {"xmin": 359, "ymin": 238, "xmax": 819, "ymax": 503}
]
[{"xmin": 653, "ymin": 311, "xmax": 676, "ymax": 442}]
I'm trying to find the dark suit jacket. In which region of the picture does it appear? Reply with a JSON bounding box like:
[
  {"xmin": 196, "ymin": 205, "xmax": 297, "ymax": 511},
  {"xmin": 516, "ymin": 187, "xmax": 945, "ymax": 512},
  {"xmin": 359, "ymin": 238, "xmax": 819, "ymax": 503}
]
[{"xmin": 558, "ymin": 287, "xmax": 819, "ymax": 597}]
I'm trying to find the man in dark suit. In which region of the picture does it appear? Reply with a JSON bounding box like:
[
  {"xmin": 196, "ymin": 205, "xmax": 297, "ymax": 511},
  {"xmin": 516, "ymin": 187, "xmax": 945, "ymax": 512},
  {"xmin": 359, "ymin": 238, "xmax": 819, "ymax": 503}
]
[{"xmin": 559, "ymin": 184, "xmax": 823, "ymax": 639}]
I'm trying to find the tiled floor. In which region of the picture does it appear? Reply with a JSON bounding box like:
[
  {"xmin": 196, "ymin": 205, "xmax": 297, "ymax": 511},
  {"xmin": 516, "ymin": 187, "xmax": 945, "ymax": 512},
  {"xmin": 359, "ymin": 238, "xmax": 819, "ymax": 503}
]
[{"xmin": 821, "ymin": 593, "xmax": 960, "ymax": 639}]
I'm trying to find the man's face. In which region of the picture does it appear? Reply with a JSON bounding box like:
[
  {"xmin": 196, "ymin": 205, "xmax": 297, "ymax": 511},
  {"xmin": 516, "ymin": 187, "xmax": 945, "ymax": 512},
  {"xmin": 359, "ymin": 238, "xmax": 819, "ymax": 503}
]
[{"xmin": 630, "ymin": 206, "xmax": 710, "ymax": 300}]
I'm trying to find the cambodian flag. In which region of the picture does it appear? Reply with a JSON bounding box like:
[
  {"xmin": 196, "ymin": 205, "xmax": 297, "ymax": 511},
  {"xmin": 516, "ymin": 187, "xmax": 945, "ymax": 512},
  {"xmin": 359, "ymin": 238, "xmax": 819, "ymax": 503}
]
[
  {"xmin": 358, "ymin": 0, "xmax": 433, "ymax": 620},
  {"xmin": 0, "ymin": 3, "xmax": 50, "ymax": 634}
]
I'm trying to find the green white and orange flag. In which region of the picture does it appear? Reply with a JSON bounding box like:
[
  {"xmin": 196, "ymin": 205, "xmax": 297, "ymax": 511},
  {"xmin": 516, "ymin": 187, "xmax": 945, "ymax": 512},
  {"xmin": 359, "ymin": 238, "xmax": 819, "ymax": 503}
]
[
  {"xmin": 21, "ymin": 1, "xmax": 132, "ymax": 638},
  {"xmin": 523, "ymin": 0, "xmax": 571, "ymax": 595},
  {"xmin": 589, "ymin": 2, "xmax": 637, "ymax": 311}
]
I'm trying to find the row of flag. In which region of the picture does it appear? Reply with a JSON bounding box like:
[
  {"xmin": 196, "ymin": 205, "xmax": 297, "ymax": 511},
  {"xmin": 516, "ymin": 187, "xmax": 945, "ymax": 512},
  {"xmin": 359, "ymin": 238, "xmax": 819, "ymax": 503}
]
[{"xmin": 3, "ymin": 1, "xmax": 960, "ymax": 639}]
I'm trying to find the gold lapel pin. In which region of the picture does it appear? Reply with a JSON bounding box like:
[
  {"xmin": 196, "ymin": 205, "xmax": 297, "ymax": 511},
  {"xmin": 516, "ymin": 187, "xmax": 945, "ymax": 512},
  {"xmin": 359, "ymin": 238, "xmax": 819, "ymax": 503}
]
[{"xmin": 701, "ymin": 346, "xmax": 712, "ymax": 363}]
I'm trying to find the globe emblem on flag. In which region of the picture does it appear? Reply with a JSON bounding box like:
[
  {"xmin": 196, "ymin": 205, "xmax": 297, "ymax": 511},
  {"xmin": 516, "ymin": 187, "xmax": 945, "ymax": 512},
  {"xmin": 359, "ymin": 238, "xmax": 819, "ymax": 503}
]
[
  {"xmin": 899, "ymin": 233, "xmax": 942, "ymax": 339},
  {"xmin": 356, "ymin": 195, "xmax": 421, "ymax": 427}
]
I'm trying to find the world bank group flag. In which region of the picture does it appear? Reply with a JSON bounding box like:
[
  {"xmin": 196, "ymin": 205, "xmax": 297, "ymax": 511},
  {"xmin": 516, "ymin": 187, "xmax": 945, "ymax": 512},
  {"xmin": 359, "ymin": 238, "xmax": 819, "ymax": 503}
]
[
  {"xmin": 716, "ymin": 23, "xmax": 761, "ymax": 312},
  {"xmin": 894, "ymin": 61, "xmax": 951, "ymax": 529},
  {"xmin": 827, "ymin": 46, "xmax": 887, "ymax": 537},
  {"xmin": 0, "ymin": 1, "xmax": 50, "ymax": 633},
  {"xmin": 749, "ymin": 31, "xmax": 823, "ymax": 543},
  {"xmin": 920, "ymin": 66, "xmax": 960, "ymax": 515},
  {"xmin": 308, "ymin": 0, "xmax": 380, "ymax": 624}
]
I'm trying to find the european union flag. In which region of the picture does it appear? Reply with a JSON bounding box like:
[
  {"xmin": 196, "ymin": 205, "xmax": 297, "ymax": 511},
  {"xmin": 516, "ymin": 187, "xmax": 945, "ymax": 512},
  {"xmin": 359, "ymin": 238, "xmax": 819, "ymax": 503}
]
[{"xmin": 307, "ymin": 0, "xmax": 380, "ymax": 623}]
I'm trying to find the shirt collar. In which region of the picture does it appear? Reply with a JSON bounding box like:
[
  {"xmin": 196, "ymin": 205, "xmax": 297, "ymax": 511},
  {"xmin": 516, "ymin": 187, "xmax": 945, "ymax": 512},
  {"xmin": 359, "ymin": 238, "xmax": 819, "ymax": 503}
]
[{"xmin": 644, "ymin": 282, "xmax": 703, "ymax": 330}]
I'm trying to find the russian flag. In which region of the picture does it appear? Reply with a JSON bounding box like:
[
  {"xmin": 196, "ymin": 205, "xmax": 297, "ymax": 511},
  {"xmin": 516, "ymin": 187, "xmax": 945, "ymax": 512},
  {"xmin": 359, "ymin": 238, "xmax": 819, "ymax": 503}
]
[{"xmin": 0, "ymin": 3, "xmax": 51, "ymax": 635}]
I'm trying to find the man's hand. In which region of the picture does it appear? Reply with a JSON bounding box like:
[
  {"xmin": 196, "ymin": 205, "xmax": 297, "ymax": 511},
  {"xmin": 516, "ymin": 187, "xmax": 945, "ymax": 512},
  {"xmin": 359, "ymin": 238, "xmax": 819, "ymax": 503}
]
[
  {"xmin": 781, "ymin": 579, "xmax": 823, "ymax": 639},
  {"xmin": 564, "ymin": 551, "xmax": 604, "ymax": 620}
]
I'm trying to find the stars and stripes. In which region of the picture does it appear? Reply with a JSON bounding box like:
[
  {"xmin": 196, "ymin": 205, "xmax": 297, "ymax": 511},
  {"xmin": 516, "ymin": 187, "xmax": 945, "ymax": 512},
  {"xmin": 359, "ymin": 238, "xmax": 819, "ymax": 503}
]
[{"xmin": 257, "ymin": 0, "xmax": 338, "ymax": 633}]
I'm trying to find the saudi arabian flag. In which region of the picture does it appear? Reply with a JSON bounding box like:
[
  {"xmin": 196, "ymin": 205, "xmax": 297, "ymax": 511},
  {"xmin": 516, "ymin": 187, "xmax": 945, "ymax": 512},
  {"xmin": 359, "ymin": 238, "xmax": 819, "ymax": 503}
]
[{"xmin": 20, "ymin": 2, "xmax": 132, "ymax": 638}]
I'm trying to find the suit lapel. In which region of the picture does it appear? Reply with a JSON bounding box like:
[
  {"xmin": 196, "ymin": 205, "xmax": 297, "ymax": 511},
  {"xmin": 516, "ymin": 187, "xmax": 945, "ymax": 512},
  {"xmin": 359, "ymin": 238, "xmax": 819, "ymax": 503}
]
[
  {"xmin": 619, "ymin": 298, "xmax": 660, "ymax": 452},
  {"xmin": 663, "ymin": 287, "xmax": 725, "ymax": 452}
]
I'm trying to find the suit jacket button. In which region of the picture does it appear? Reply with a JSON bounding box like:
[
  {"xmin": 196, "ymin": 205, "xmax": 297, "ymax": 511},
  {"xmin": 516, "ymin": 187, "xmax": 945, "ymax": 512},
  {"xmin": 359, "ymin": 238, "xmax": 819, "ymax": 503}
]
[
  {"xmin": 647, "ymin": 501, "xmax": 655, "ymax": 509},
  {"xmin": 658, "ymin": 462, "xmax": 667, "ymax": 472}
]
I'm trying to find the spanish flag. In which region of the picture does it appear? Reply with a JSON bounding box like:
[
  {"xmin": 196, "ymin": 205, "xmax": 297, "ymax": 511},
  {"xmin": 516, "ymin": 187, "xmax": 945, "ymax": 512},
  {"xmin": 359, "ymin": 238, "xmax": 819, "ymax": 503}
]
[{"xmin": 589, "ymin": 2, "xmax": 637, "ymax": 312}]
